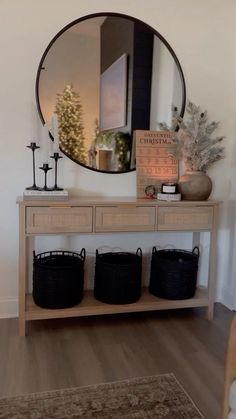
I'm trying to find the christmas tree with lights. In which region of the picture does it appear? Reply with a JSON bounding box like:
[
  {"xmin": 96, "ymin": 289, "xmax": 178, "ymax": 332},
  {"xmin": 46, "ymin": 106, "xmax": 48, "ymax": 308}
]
[{"xmin": 55, "ymin": 84, "xmax": 87, "ymax": 165}]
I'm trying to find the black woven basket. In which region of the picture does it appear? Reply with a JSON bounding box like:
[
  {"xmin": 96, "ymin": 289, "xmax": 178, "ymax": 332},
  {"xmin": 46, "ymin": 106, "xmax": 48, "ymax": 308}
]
[
  {"xmin": 33, "ymin": 249, "xmax": 86, "ymax": 309},
  {"xmin": 149, "ymin": 246, "xmax": 199, "ymax": 300},
  {"xmin": 94, "ymin": 248, "xmax": 142, "ymax": 304}
]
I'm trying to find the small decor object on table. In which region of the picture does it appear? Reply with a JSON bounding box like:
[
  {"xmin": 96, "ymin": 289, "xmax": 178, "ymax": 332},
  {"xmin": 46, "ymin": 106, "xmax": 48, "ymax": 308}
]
[
  {"xmin": 23, "ymin": 189, "xmax": 68, "ymax": 200},
  {"xmin": 176, "ymin": 100, "xmax": 225, "ymax": 200},
  {"xmin": 157, "ymin": 182, "xmax": 181, "ymax": 201},
  {"xmin": 157, "ymin": 192, "xmax": 181, "ymax": 201},
  {"xmin": 161, "ymin": 182, "xmax": 178, "ymax": 194},
  {"xmin": 26, "ymin": 142, "xmax": 40, "ymax": 190},
  {"xmin": 145, "ymin": 185, "xmax": 156, "ymax": 199},
  {"xmin": 135, "ymin": 130, "xmax": 178, "ymax": 198}
]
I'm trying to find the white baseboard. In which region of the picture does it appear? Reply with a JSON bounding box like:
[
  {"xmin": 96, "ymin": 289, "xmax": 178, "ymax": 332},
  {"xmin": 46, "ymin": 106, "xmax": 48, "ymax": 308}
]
[
  {"xmin": 220, "ymin": 286, "xmax": 235, "ymax": 310},
  {"xmin": 0, "ymin": 298, "xmax": 18, "ymax": 318}
]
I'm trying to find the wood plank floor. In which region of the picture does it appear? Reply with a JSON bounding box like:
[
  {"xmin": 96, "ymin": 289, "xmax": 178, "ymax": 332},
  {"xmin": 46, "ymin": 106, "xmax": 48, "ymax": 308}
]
[{"xmin": 0, "ymin": 304, "xmax": 233, "ymax": 418}]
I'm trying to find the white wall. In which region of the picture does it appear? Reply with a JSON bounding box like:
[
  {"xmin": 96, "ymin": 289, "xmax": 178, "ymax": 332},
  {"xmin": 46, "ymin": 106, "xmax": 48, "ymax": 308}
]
[{"xmin": 0, "ymin": 0, "xmax": 235, "ymax": 317}]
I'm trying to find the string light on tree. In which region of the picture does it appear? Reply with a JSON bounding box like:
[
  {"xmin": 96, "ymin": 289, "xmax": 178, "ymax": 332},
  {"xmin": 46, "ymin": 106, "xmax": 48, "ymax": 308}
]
[
  {"xmin": 55, "ymin": 84, "xmax": 87, "ymax": 165},
  {"xmin": 115, "ymin": 132, "xmax": 131, "ymax": 171}
]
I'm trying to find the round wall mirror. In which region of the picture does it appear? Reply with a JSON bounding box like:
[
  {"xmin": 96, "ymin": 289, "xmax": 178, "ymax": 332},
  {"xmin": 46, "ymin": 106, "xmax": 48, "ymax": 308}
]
[{"xmin": 36, "ymin": 12, "xmax": 186, "ymax": 174}]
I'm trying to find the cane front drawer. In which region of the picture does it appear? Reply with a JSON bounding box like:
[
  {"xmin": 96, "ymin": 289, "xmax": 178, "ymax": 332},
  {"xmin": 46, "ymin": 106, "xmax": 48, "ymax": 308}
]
[
  {"xmin": 95, "ymin": 206, "xmax": 156, "ymax": 232},
  {"xmin": 157, "ymin": 206, "xmax": 214, "ymax": 231},
  {"xmin": 26, "ymin": 206, "xmax": 93, "ymax": 234}
]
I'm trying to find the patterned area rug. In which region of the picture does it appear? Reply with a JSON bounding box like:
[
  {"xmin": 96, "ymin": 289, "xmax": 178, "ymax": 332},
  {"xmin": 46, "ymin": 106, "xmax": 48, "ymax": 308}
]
[{"xmin": 0, "ymin": 374, "xmax": 204, "ymax": 418}]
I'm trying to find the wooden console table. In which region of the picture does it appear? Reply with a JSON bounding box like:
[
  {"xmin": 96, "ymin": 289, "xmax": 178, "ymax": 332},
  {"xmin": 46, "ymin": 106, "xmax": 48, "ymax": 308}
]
[{"xmin": 17, "ymin": 197, "xmax": 220, "ymax": 336}]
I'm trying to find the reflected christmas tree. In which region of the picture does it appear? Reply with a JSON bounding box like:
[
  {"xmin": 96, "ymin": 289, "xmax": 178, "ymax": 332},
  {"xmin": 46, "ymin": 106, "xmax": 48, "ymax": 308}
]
[{"xmin": 55, "ymin": 84, "xmax": 87, "ymax": 165}]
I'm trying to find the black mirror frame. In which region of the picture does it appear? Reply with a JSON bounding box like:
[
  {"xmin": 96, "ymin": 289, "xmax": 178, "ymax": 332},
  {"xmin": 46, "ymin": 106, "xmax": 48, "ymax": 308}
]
[{"xmin": 35, "ymin": 11, "xmax": 186, "ymax": 174}]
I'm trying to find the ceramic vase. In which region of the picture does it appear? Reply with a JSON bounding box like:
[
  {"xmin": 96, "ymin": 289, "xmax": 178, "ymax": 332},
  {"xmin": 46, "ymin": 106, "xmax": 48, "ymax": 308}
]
[{"xmin": 178, "ymin": 171, "xmax": 212, "ymax": 201}]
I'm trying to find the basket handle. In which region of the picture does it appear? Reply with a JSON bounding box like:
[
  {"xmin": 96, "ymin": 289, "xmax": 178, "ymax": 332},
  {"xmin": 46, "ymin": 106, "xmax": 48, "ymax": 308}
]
[
  {"xmin": 136, "ymin": 247, "xmax": 142, "ymax": 257},
  {"xmin": 192, "ymin": 246, "xmax": 200, "ymax": 258},
  {"xmin": 33, "ymin": 250, "xmax": 36, "ymax": 260},
  {"xmin": 152, "ymin": 246, "xmax": 157, "ymax": 254},
  {"xmin": 80, "ymin": 248, "xmax": 86, "ymax": 261},
  {"xmin": 96, "ymin": 249, "xmax": 99, "ymax": 257}
]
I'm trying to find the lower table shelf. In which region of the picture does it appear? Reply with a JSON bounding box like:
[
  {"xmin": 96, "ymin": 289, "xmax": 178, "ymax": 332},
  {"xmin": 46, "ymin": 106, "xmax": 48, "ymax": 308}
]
[{"xmin": 25, "ymin": 287, "xmax": 209, "ymax": 321}]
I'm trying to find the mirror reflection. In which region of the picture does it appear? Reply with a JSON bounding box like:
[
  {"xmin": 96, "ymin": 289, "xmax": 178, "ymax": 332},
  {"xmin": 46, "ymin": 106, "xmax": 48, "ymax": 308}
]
[{"xmin": 36, "ymin": 14, "xmax": 186, "ymax": 173}]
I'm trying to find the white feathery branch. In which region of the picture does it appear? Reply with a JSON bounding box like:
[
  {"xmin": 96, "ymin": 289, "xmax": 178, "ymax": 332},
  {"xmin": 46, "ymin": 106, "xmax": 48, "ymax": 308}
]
[{"xmin": 175, "ymin": 100, "xmax": 225, "ymax": 172}]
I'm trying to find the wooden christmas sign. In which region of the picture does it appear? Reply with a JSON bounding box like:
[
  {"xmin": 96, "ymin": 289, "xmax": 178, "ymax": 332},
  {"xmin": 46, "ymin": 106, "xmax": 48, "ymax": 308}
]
[{"xmin": 135, "ymin": 130, "xmax": 178, "ymax": 198}]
